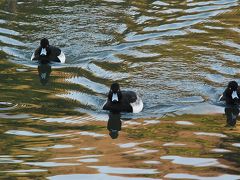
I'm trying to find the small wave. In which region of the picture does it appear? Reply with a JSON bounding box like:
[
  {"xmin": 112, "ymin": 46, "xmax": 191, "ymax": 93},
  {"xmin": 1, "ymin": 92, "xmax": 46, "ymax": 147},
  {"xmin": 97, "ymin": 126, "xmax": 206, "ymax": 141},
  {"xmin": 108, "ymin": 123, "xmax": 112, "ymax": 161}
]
[
  {"xmin": 0, "ymin": 27, "xmax": 20, "ymax": 36},
  {"xmin": 0, "ymin": 102, "xmax": 17, "ymax": 111},
  {"xmin": 0, "ymin": 35, "xmax": 25, "ymax": 46},
  {"xmin": 66, "ymin": 76, "xmax": 108, "ymax": 94}
]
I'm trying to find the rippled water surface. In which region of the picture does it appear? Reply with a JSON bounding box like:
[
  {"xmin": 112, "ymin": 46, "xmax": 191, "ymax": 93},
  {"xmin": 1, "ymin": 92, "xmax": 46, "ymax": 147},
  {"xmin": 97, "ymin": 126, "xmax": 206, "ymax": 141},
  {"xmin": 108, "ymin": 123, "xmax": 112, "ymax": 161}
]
[{"xmin": 0, "ymin": 0, "xmax": 240, "ymax": 179}]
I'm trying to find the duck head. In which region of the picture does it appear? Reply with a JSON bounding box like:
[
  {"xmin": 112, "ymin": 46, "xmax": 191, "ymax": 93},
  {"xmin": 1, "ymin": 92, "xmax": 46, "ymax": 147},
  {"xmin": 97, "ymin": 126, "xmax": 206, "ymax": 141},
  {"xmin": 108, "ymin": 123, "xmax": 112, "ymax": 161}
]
[
  {"xmin": 40, "ymin": 38, "xmax": 49, "ymax": 56},
  {"xmin": 110, "ymin": 83, "xmax": 121, "ymax": 103},
  {"xmin": 227, "ymin": 81, "xmax": 239, "ymax": 100},
  {"xmin": 228, "ymin": 81, "xmax": 238, "ymax": 91}
]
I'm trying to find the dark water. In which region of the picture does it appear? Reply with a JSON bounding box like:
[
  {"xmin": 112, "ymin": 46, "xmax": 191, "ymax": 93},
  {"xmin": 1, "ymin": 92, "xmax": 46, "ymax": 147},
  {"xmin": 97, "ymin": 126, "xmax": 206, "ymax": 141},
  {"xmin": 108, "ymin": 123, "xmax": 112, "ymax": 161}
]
[{"xmin": 0, "ymin": 0, "xmax": 240, "ymax": 179}]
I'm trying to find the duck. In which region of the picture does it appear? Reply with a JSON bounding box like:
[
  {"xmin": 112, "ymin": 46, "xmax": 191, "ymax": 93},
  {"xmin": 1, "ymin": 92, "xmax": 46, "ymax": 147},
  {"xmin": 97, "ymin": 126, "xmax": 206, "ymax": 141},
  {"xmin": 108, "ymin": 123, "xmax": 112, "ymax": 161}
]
[
  {"xmin": 103, "ymin": 82, "xmax": 143, "ymax": 113},
  {"xmin": 31, "ymin": 38, "xmax": 65, "ymax": 63},
  {"xmin": 219, "ymin": 81, "xmax": 240, "ymax": 127},
  {"xmin": 219, "ymin": 81, "xmax": 240, "ymax": 105}
]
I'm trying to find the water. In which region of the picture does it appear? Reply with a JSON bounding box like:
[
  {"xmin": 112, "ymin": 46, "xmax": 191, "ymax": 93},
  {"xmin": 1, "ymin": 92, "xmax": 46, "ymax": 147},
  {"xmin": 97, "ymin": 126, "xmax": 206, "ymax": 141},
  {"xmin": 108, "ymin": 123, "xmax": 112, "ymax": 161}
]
[{"xmin": 0, "ymin": 0, "xmax": 240, "ymax": 179}]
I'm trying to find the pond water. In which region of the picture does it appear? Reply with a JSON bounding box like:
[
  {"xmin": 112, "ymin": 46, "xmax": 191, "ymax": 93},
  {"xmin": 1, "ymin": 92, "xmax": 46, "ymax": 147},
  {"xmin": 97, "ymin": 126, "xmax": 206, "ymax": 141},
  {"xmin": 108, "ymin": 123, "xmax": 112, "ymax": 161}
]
[{"xmin": 0, "ymin": 0, "xmax": 240, "ymax": 179}]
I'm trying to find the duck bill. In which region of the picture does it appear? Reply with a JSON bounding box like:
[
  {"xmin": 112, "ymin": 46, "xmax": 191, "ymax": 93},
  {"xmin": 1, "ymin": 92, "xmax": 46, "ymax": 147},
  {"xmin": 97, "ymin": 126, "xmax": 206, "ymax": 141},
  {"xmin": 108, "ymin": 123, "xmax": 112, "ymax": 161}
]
[
  {"xmin": 112, "ymin": 93, "xmax": 119, "ymax": 102},
  {"xmin": 40, "ymin": 48, "xmax": 47, "ymax": 56}
]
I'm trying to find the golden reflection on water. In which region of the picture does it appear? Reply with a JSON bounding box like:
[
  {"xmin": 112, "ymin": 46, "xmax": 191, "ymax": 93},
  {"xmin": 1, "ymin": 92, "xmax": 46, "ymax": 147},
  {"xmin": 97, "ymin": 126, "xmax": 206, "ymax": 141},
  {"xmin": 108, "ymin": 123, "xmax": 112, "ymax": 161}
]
[{"xmin": 1, "ymin": 114, "xmax": 240, "ymax": 179}]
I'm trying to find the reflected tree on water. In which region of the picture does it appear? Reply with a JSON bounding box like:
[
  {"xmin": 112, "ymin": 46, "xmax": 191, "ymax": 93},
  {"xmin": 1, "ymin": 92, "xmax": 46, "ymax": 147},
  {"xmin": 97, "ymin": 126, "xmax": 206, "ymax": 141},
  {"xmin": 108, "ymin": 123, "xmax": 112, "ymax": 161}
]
[{"xmin": 2, "ymin": 0, "xmax": 17, "ymax": 13}]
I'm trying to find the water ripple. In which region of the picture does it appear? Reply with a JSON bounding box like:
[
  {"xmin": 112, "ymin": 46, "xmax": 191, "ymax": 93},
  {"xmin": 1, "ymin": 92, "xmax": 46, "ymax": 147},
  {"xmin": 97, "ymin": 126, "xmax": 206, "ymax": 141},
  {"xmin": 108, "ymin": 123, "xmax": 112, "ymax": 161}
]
[
  {"xmin": 143, "ymin": 19, "xmax": 203, "ymax": 32},
  {"xmin": 89, "ymin": 166, "xmax": 159, "ymax": 175},
  {"xmin": 66, "ymin": 76, "xmax": 108, "ymax": 94},
  {"xmin": 165, "ymin": 173, "xmax": 240, "ymax": 180},
  {"xmin": 161, "ymin": 155, "xmax": 228, "ymax": 168},
  {"xmin": 48, "ymin": 174, "xmax": 157, "ymax": 180},
  {"xmin": 0, "ymin": 35, "xmax": 25, "ymax": 46},
  {"xmin": 0, "ymin": 27, "xmax": 20, "ymax": 36},
  {"xmin": 3, "ymin": 169, "xmax": 47, "ymax": 174},
  {"xmin": 0, "ymin": 102, "xmax": 17, "ymax": 111},
  {"xmin": 185, "ymin": 3, "xmax": 238, "ymax": 13},
  {"xmin": 23, "ymin": 162, "xmax": 80, "ymax": 167}
]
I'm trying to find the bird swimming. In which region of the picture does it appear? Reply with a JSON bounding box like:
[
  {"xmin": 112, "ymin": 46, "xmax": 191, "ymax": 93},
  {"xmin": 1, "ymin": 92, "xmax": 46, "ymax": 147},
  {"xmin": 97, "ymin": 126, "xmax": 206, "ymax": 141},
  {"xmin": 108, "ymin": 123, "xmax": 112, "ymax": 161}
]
[
  {"xmin": 31, "ymin": 38, "xmax": 65, "ymax": 63},
  {"xmin": 103, "ymin": 82, "xmax": 143, "ymax": 113},
  {"xmin": 219, "ymin": 81, "xmax": 240, "ymax": 105},
  {"xmin": 220, "ymin": 81, "xmax": 240, "ymax": 127}
]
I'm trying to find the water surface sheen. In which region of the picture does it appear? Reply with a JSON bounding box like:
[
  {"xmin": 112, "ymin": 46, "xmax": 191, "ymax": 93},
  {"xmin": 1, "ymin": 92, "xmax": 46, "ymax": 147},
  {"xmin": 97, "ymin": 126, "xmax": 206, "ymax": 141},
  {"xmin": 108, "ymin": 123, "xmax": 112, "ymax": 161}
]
[{"xmin": 0, "ymin": 0, "xmax": 240, "ymax": 179}]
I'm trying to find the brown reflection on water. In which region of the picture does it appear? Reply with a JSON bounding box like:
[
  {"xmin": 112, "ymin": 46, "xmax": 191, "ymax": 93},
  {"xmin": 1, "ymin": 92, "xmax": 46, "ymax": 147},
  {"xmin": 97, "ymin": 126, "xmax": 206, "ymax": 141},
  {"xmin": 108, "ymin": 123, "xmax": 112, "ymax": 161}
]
[{"xmin": 1, "ymin": 114, "xmax": 240, "ymax": 179}]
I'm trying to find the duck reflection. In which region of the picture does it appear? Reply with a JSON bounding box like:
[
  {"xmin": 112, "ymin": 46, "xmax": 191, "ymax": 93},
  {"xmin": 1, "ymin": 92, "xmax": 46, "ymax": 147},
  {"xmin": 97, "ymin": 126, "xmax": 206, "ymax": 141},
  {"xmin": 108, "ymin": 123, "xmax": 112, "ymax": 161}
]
[
  {"xmin": 107, "ymin": 112, "xmax": 121, "ymax": 139},
  {"xmin": 224, "ymin": 105, "xmax": 239, "ymax": 127},
  {"xmin": 38, "ymin": 63, "xmax": 52, "ymax": 86}
]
